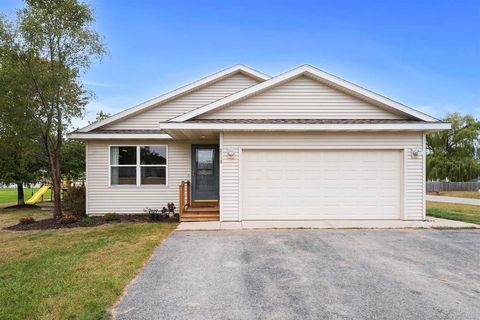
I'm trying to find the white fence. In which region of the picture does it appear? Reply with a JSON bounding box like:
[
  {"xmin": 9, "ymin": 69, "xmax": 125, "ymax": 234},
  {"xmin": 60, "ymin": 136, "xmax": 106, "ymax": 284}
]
[{"xmin": 427, "ymin": 181, "xmax": 480, "ymax": 192}]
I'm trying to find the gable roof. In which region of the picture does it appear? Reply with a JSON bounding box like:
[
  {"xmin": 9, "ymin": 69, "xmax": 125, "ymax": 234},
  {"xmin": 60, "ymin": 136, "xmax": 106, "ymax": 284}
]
[
  {"xmin": 77, "ymin": 64, "xmax": 270, "ymax": 132},
  {"xmin": 169, "ymin": 65, "xmax": 439, "ymax": 122}
]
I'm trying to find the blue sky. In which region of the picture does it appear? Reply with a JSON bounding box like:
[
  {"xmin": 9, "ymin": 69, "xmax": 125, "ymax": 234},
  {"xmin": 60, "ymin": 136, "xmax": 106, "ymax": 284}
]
[{"xmin": 1, "ymin": 0, "xmax": 479, "ymax": 127}]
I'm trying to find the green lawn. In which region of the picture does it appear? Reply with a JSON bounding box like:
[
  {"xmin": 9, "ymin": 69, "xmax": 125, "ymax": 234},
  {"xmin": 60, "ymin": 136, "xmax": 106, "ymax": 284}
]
[
  {"xmin": 427, "ymin": 191, "xmax": 480, "ymax": 199},
  {"xmin": 427, "ymin": 201, "xmax": 480, "ymax": 225},
  {"xmin": 0, "ymin": 206, "xmax": 177, "ymax": 319},
  {"xmin": 0, "ymin": 187, "xmax": 53, "ymax": 204}
]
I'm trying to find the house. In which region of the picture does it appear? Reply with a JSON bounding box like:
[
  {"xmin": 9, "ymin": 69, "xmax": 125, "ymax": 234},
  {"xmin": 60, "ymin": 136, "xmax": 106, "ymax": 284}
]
[{"xmin": 70, "ymin": 65, "xmax": 450, "ymax": 222}]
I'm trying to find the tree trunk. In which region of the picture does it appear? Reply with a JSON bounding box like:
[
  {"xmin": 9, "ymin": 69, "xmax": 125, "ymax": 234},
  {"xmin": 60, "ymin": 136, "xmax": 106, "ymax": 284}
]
[
  {"xmin": 47, "ymin": 148, "xmax": 63, "ymax": 219},
  {"xmin": 17, "ymin": 183, "xmax": 25, "ymax": 206},
  {"xmin": 52, "ymin": 158, "xmax": 62, "ymax": 219}
]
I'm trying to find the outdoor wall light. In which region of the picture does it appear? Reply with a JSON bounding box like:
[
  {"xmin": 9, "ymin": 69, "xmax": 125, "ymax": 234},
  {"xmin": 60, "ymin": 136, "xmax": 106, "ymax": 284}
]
[
  {"xmin": 227, "ymin": 151, "xmax": 235, "ymax": 157},
  {"xmin": 410, "ymin": 147, "xmax": 421, "ymax": 158}
]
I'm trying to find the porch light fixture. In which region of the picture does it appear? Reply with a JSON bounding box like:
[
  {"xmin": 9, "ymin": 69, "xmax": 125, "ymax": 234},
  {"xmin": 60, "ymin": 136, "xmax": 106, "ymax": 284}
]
[
  {"xmin": 200, "ymin": 135, "xmax": 206, "ymax": 139},
  {"xmin": 410, "ymin": 147, "xmax": 421, "ymax": 159}
]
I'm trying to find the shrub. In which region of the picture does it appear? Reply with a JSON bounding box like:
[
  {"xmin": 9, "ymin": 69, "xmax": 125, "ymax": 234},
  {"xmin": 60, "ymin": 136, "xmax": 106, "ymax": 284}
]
[
  {"xmin": 63, "ymin": 185, "xmax": 86, "ymax": 217},
  {"xmin": 19, "ymin": 216, "xmax": 35, "ymax": 225},
  {"xmin": 82, "ymin": 216, "xmax": 95, "ymax": 225},
  {"xmin": 167, "ymin": 202, "xmax": 176, "ymax": 217},
  {"xmin": 60, "ymin": 214, "xmax": 78, "ymax": 224},
  {"xmin": 105, "ymin": 213, "xmax": 120, "ymax": 222},
  {"xmin": 144, "ymin": 208, "xmax": 161, "ymax": 221}
]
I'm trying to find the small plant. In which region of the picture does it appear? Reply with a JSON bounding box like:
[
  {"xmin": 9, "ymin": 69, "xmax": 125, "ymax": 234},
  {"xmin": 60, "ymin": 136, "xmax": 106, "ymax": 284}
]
[
  {"xmin": 167, "ymin": 202, "xmax": 176, "ymax": 218},
  {"xmin": 144, "ymin": 208, "xmax": 161, "ymax": 221},
  {"xmin": 19, "ymin": 216, "xmax": 35, "ymax": 225},
  {"xmin": 161, "ymin": 207, "xmax": 168, "ymax": 218},
  {"xmin": 60, "ymin": 214, "xmax": 78, "ymax": 224},
  {"xmin": 105, "ymin": 213, "xmax": 120, "ymax": 222},
  {"xmin": 82, "ymin": 216, "xmax": 95, "ymax": 225}
]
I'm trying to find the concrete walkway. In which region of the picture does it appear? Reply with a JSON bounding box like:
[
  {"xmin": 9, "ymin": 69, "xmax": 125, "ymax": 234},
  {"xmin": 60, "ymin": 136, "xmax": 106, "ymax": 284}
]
[
  {"xmin": 426, "ymin": 195, "xmax": 480, "ymax": 206},
  {"xmin": 177, "ymin": 217, "xmax": 479, "ymax": 231}
]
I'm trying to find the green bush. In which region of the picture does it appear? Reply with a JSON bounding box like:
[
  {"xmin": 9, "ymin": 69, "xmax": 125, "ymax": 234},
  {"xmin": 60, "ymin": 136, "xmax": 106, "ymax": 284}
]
[
  {"xmin": 82, "ymin": 216, "xmax": 95, "ymax": 225},
  {"xmin": 19, "ymin": 216, "xmax": 35, "ymax": 224},
  {"xmin": 60, "ymin": 214, "xmax": 78, "ymax": 224},
  {"xmin": 104, "ymin": 213, "xmax": 120, "ymax": 222},
  {"xmin": 144, "ymin": 208, "xmax": 161, "ymax": 221},
  {"xmin": 63, "ymin": 185, "xmax": 86, "ymax": 217}
]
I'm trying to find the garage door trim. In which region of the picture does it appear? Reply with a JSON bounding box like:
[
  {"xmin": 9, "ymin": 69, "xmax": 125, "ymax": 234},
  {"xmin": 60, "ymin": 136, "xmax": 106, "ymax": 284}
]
[{"xmin": 238, "ymin": 146, "xmax": 407, "ymax": 221}]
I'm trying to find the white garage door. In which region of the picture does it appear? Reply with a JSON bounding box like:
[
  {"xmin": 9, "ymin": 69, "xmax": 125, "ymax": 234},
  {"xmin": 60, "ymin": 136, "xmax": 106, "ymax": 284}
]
[{"xmin": 242, "ymin": 149, "xmax": 402, "ymax": 220}]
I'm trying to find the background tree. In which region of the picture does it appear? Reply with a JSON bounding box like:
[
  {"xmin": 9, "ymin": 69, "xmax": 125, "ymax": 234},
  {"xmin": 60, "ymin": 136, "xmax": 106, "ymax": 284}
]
[
  {"xmin": 0, "ymin": 0, "xmax": 105, "ymax": 218},
  {"xmin": 0, "ymin": 38, "xmax": 46, "ymax": 205},
  {"xmin": 61, "ymin": 140, "xmax": 85, "ymax": 181},
  {"xmin": 427, "ymin": 113, "xmax": 480, "ymax": 181},
  {"xmin": 88, "ymin": 110, "xmax": 111, "ymax": 124}
]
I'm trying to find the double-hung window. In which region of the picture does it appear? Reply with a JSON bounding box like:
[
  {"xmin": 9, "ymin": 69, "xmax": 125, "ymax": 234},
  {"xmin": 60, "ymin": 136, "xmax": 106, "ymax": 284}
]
[{"xmin": 110, "ymin": 145, "xmax": 167, "ymax": 186}]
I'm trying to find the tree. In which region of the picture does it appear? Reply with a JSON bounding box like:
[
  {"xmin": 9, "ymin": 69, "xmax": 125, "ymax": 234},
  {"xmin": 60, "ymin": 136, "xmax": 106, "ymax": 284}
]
[
  {"xmin": 0, "ymin": 0, "xmax": 105, "ymax": 218},
  {"xmin": 0, "ymin": 38, "xmax": 46, "ymax": 205},
  {"xmin": 0, "ymin": 133, "xmax": 45, "ymax": 205},
  {"xmin": 427, "ymin": 113, "xmax": 480, "ymax": 181},
  {"xmin": 61, "ymin": 140, "xmax": 85, "ymax": 180},
  {"xmin": 88, "ymin": 110, "xmax": 111, "ymax": 124}
]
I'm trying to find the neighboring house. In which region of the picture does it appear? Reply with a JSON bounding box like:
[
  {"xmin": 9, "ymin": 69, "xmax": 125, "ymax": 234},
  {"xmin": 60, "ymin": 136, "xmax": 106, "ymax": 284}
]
[{"xmin": 70, "ymin": 65, "xmax": 449, "ymax": 221}]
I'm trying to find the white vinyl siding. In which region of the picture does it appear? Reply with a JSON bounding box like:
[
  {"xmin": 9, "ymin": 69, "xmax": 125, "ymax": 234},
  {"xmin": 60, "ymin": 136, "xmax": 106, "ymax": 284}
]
[
  {"xmin": 104, "ymin": 73, "xmax": 260, "ymax": 130},
  {"xmin": 86, "ymin": 140, "xmax": 190, "ymax": 215},
  {"xmin": 221, "ymin": 132, "xmax": 424, "ymax": 221},
  {"xmin": 200, "ymin": 76, "xmax": 404, "ymax": 120}
]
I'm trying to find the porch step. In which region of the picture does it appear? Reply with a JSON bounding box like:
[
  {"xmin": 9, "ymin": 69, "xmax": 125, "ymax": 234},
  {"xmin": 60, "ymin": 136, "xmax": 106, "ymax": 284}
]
[
  {"xmin": 180, "ymin": 213, "xmax": 220, "ymax": 222},
  {"xmin": 191, "ymin": 200, "xmax": 218, "ymax": 208},
  {"xmin": 181, "ymin": 206, "xmax": 219, "ymax": 222},
  {"xmin": 185, "ymin": 207, "xmax": 219, "ymax": 212}
]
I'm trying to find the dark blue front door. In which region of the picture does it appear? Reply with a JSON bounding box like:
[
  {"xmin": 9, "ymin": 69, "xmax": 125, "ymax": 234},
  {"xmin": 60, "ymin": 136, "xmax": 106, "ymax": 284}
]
[{"xmin": 191, "ymin": 145, "xmax": 219, "ymax": 200}]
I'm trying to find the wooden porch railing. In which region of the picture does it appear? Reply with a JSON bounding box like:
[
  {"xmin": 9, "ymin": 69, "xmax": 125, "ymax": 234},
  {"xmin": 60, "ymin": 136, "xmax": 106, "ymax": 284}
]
[{"xmin": 179, "ymin": 180, "xmax": 191, "ymax": 218}]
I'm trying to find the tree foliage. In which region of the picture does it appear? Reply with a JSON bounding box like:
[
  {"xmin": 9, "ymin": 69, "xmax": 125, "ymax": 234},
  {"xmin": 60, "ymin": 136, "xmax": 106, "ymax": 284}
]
[
  {"xmin": 0, "ymin": 33, "xmax": 46, "ymax": 205},
  {"xmin": 89, "ymin": 110, "xmax": 111, "ymax": 124},
  {"xmin": 61, "ymin": 140, "xmax": 85, "ymax": 180},
  {"xmin": 427, "ymin": 113, "xmax": 480, "ymax": 181},
  {"xmin": 0, "ymin": 0, "xmax": 105, "ymax": 217}
]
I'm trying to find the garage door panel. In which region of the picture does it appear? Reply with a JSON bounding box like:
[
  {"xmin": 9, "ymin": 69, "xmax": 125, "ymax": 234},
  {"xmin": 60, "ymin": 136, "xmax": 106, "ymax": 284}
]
[{"xmin": 242, "ymin": 149, "xmax": 402, "ymax": 220}]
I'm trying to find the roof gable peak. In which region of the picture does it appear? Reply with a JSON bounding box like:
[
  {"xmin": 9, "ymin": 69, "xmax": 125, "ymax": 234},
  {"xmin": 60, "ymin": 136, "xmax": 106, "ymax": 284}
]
[
  {"xmin": 77, "ymin": 64, "xmax": 270, "ymax": 132},
  {"xmin": 170, "ymin": 65, "xmax": 438, "ymax": 122}
]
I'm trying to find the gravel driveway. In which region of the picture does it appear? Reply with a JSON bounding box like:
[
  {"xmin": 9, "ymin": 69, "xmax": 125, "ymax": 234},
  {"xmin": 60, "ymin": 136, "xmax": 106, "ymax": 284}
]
[{"xmin": 114, "ymin": 229, "xmax": 480, "ymax": 320}]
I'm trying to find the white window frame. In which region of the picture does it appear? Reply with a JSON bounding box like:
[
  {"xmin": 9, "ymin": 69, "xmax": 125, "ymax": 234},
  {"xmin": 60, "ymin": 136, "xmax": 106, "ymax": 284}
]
[{"xmin": 108, "ymin": 145, "xmax": 168, "ymax": 187}]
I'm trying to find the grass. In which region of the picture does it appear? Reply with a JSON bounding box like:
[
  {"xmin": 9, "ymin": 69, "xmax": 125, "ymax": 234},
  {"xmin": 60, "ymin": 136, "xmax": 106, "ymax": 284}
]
[
  {"xmin": 427, "ymin": 191, "xmax": 480, "ymax": 199},
  {"xmin": 427, "ymin": 201, "xmax": 480, "ymax": 225},
  {"xmin": 0, "ymin": 187, "xmax": 53, "ymax": 204},
  {"xmin": 0, "ymin": 206, "xmax": 177, "ymax": 319}
]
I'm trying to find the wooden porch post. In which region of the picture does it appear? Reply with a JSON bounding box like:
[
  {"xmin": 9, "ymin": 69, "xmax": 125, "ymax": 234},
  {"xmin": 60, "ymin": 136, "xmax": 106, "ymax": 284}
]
[
  {"xmin": 186, "ymin": 180, "xmax": 191, "ymax": 207},
  {"xmin": 179, "ymin": 181, "xmax": 185, "ymax": 218}
]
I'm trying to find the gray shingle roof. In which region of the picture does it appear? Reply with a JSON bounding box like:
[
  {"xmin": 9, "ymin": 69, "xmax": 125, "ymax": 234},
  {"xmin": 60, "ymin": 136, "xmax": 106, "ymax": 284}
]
[
  {"xmin": 89, "ymin": 129, "xmax": 166, "ymax": 134},
  {"xmin": 185, "ymin": 119, "xmax": 434, "ymax": 124}
]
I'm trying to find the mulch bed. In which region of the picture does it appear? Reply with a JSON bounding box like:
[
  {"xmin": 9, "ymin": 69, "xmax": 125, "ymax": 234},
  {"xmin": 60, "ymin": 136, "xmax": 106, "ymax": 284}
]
[
  {"xmin": 5, "ymin": 214, "xmax": 179, "ymax": 231},
  {"xmin": 3, "ymin": 204, "xmax": 40, "ymax": 210}
]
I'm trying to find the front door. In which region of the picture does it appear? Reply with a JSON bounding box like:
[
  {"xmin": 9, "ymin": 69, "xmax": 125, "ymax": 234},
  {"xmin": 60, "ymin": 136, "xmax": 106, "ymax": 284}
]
[{"xmin": 191, "ymin": 145, "xmax": 219, "ymax": 200}]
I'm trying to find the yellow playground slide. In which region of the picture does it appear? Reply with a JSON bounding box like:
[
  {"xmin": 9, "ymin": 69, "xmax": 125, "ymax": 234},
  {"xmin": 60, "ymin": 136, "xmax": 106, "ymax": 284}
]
[{"xmin": 26, "ymin": 185, "xmax": 50, "ymax": 205}]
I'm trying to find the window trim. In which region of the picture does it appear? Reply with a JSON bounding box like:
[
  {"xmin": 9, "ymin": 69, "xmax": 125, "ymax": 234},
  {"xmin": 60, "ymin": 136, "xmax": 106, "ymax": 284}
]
[{"xmin": 108, "ymin": 144, "xmax": 168, "ymax": 187}]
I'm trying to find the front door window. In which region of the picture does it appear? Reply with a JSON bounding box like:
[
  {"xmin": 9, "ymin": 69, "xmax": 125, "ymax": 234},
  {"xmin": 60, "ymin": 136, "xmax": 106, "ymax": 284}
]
[{"xmin": 192, "ymin": 145, "xmax": 219, "ymax": 200}]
